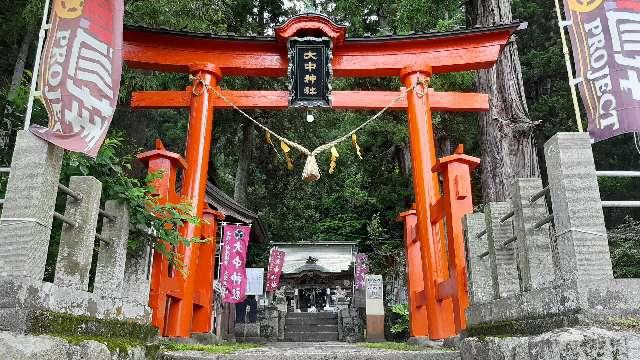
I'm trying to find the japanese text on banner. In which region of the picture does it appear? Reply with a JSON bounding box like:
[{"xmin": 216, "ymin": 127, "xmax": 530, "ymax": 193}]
[
  {"xmin": 354, "ymin": 253, "xmax": 368, "ymax": 290},
  {"xmin": 562, "ymin": 0, "xmax": 640, "ymax": 141},
  {"xmin": 220, "ymin": 225, "xmax": 251, "ymax": 304},
  {"xmin": 31, "ymin": 0, "xmax": 124, "ymax": 157},
  {"xmin": 266, "ymin": 249, "xmax": 286, "ymax": 292}
]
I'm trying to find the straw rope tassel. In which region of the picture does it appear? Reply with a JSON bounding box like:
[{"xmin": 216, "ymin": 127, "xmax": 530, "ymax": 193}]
[
  {"xmin": 329, "ymin": 147, "xmax": 339, "ymax": 174},
  {"xmin": 302, "ymin": 155, "xmax": 320, "ymax": 182},
  {"xmin": 280, "ymin": 141, "xmax": 294, "ymax": 171},
  {"xmin": 352, "ymin": 133, "xmax": 363, "ymax": 160}
]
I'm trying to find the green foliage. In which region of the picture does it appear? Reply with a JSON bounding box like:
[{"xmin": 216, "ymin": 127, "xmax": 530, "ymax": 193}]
[
  {"xmin": 60, "ymin": 132, "xmax": 200, "ymax": 267},
  {"xmin": 389, "ymin": 303, "xmax": 409, "ymax": 335},
  {"xmin": 609, "ymin": 217, "xmax": 640, "ymax": 278},
  {"xmin": 361, "ymin": 341, "xmax": 424, "ymax": 351},
  {"xmin": 160, "ymin": 341, "xmax": 260, "ymax": 354}
]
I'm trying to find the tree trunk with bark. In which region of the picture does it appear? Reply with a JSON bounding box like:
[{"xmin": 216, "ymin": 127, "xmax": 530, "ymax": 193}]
[
  {"xmin": 8, "ymin": 31, "xmax": 34, "ymax": 98},
  {"xmin": 233, "ymin": 121, "xmax": 254, "ymax": 206},
  {"xmin": 466, "ymin": 0, "xmax": 540, "ymax": 202},
  {"xmin": 1, "ymin": 31, "xmax": 34, "ymax": 152}
]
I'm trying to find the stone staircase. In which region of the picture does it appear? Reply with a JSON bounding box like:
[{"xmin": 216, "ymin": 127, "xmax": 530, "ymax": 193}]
[{"xmin": 284, "ymin": 312, "xmax": 339, "ymax": 342}]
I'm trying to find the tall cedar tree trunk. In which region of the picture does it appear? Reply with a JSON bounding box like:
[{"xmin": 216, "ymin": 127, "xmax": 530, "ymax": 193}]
[
  {"xmin": 1, "ymin": 31, "xmax": 34, "ymax": 151},
  {"xmin": 466, "ymin": 0, "xmax": 539, "ymax": 202},
  {"xmin": 233, "ymin": 121, "xmax": 254, "ymax": 205},
  {"xmin": 232, "ymin": 0, "xmax": 266, "ymax": 206}
]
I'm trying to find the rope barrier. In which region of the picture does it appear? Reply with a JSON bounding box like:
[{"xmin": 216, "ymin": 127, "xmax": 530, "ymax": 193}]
[
  {"xmin": 99, "ymin": 208, "xmax": 117, "ymax": 222},
  {"xmin": 0, "ymin": 217, "xmax": 52, "ymax": 230},
  {"xmin": 191, "ymin": 74, "xmax": 429, "ymax": 181}
]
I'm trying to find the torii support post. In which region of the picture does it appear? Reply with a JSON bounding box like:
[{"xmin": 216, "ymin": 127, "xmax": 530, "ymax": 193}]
[
  {"xmin": 398, "ymin": 205, "xmax": 429, "ymax": 338},
  {"xmin": 137, "ymin": 140, "xmax": 187, "ymax": 335},
  {"xmin": 401, "ymin": 65, "xmax": 455, "ymax": 339},
  {"xmin": 433, "ymin": 147, "xmax": 480, "ymax": 333},
  {"xmin": 192, "ymin": 207, "xmax": 225, "ymax": 333},
  {"xmin": 164, "ymin": 63, "xmax": 222, "ymax": 338}
]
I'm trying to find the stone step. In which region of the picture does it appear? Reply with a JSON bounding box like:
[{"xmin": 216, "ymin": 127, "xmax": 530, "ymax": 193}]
[
  {"xmin": 285, "ymin": 312, "xmax": 338, "ymax": 320},
  {"xmin": 285, "ymin": 324, "xmax": 338, "ymax": 333},
  {"xmin": 285, "ymin": 318, "xmax": 337, "ymax": 326},
  {"xmin": 160, "ymin": 342, "xmax": 461, "ymax": 360},
  {"xmin": 283, "ymin": 332, "xmax": 339, "ymax": 342}
]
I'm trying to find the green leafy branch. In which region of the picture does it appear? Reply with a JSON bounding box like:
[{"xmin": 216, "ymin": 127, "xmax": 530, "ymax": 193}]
[{"xmin": 62, "ymin": 132, "xmax": 200, "ymax": 271}]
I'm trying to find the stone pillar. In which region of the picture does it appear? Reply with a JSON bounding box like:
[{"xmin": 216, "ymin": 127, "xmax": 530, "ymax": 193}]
[
  {"xmin": 464, "ymin": 213, "xmax": 493, "ymax": 304},
  {"xmin": 94, "ymin": 200, "xmax": 129, "ymax": 297},
  {"xmin": 122, "ymin": 246, "xmax": 151, "ymax": 304},
  {"xmin": 54, "ymin": 176, "xmax": 102, "ymax": 290},
  {"xmin": 544, "ymin": 132, "xmax": 613, "ymax": 290},
  {"xmin": 511, "ymin": 178, "xmax": 555, "ymax": 291},
  {"xmin": 485, "ymin": 202, "xmax": 519, "ymax": 299},
  {"xmin": 365, "ymin": 274, "xmax": 385, "ymax": 342},
  {"xmin": 0, "ymin": 130, "xmax": 63, "ymax": 280}
]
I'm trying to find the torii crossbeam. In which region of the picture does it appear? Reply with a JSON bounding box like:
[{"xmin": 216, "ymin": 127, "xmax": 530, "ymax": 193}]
[{"xmin": 124, "ymin": 14, "xmax": 520, "ymax": 339}]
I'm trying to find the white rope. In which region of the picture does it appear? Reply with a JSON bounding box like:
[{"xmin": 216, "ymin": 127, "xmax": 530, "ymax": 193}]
[
  {"xmin": 194, "ymin": 75, "xmax": 427, "ymax": 181},
  {"xmin": 554, "ymin": 228, "xmax": 607, "ymax": 238},
  {"xmin": 0, "ymin": 217, "xmax": 52, "ymax": 230}
]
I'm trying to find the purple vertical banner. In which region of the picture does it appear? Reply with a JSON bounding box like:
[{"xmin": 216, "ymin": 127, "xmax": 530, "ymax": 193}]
[
  {"xmin": 220, "ymin": 224, "xmax": 251, "ymax": 304},
  {"xmin": 354, "ymin": 253, "xmax": 368, "ymax": 289},
  {"xmin": 266, "ymin": 249, "xmax": 286, "ymax": 292},
  {"xmin": 562, "ymin": 0, "xmax": 640, "ymax": 141}
]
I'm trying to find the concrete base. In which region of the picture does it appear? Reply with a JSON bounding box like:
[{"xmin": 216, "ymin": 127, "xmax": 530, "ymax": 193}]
[
  {"xmin": 366, "ymin": 314, "xmax": 385, "ymax": 342},
  {"xmin": 461, "ymin": 326, "xmax": 640, "ymax": 359},
  {"xmin": 407, "ymin": 336, "xmax": 443, "ymax": 348},
  {"xmin": 235, "ymin": 323, "xmax": 264, "ymax": 343},
  {"xmin": 0, "ymin": 277, "xmax": 151, "ymax": 333}
]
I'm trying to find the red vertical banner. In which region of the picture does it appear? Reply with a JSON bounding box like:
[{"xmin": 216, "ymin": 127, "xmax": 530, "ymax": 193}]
[
  {"xmin": 31, "ymin": 0, "xmax": 124, "ymax": 157},
  {"xmin": 220, "ymin": 225, "xmax": 251, "ymax": 304},
  {"xmin": 354, "ymin": 253, "xmax": 368, "ymax": 289},
  {"xmin": 266, "ymin": 249, "xmax": 286, "ymax": 292}
]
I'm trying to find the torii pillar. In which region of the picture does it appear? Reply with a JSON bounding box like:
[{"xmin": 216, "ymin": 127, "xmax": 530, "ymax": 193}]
[{"xmin": 164, "ymin": 63, "xmax": 222, "ymax": 337}]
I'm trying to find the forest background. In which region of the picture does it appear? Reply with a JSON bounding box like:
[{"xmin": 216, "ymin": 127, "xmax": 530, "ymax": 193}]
[{"xmin": 1, "ymin": 0, "xmax": 640, "ymax": 285}]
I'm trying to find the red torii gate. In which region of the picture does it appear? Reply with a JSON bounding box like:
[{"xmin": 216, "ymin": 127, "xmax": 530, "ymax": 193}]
[{"xmin": 123, "ymin": 14, "xmax": 519, "ymax": 339}]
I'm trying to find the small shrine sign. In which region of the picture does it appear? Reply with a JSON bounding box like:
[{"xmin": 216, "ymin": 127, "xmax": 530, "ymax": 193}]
[{"xmin": 288, "ymin": 37, "xmax": 332, "ymax": 108}]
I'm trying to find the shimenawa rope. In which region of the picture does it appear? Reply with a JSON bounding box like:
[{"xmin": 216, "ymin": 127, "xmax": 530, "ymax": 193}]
[{"xmin": 190, "ymin": 75, "xmax": 429, "ymax": 181}]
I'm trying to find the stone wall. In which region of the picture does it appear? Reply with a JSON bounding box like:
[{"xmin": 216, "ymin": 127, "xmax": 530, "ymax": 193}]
[
  {"xmin": 461, "ymin": 132, "xmax": 640, "ymax": 358},
  {"xmin": 0, "ymin": 131, "xmax": 152, "ymax": 334},
  {"xmin": 339, "ymin": 307, "xmax": 365, "ymax": 343},
  {"xmin": 0, "ymin": 331, "xmax": 150, "ymax": 360}
]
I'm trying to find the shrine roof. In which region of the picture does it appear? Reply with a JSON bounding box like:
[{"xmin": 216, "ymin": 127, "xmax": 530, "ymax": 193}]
[
  {"xmin": 204, "ymin": 181, "xmax": 269, "ymax": 243},
  {"xmin": 123, "ymin": 21, "xmax": 524, "ymax": 44},
  {"xmin": 272, "ymin": 242, "xmax": 356, "ymax": 274}
]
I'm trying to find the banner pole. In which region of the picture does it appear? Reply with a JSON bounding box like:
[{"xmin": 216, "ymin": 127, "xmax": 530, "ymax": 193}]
[
  {"xmin": 554, "ymin": 0, "xmax": 584, "ymax": 132},
  {"xmin": 23, "ymin": 0, "xmax": 52, "ymax": 131}
]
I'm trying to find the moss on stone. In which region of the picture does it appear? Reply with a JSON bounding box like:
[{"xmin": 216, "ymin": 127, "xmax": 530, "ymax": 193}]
[
  {"xmin": 609, "ymin": 317, "xmax": 640, "ymax": 330},
  {"xmin": 160, "ymin": 341, "xmax": 260, "ymax": 354},
  {"xmin": 51, "ymin": 333, "xmax": 144, "ymax": 354},
  {"xmin": 27, "ymin": 310, "xmax": 157, "ymax": 342},
  {"xmin": 360, "ymin": 342, "xmax": 423, "ymax": 351},
  {"xmin": 465, "ymin": 314, "xmax": 581, "ymax": 337}
]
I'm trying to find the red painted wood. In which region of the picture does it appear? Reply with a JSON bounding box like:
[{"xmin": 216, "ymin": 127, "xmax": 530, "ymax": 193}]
[
  {"xmin": 275, "ymin": 14, "xmax": 347, "ymax": 45},
  {"xmin": 398, "ymin": 207, "xmax": 429, "ymax": 337},
  {"xmin": 432, "ymin": 153, "xmax": 480, "ymax": 334},
  {"xmin": 123, "ymin": 27, "xmax": 515, "ymax": 77},
  {"xmin": 130, "ymin": 90, "xmax": 489, "ymax": 112}
]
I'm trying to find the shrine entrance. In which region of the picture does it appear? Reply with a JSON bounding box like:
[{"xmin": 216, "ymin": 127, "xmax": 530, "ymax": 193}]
[{"xmin": 123, "ymin": 14, "xmax": 519, "ymax": 339}]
